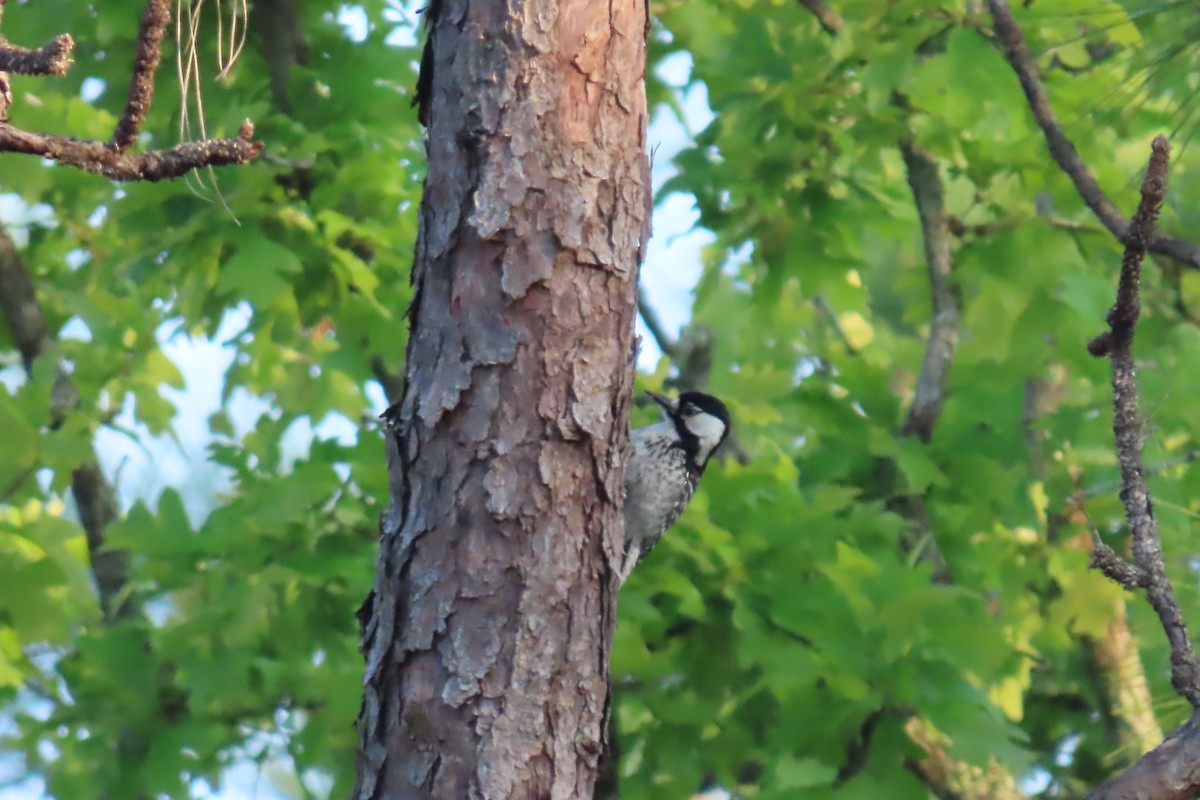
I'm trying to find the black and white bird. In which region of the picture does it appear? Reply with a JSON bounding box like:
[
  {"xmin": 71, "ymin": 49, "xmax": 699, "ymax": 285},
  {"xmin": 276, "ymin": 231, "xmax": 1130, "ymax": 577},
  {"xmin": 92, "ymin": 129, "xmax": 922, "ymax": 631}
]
[{"xmin": 619, "ymin": 390, "xmax": 731, "ymax": 585}]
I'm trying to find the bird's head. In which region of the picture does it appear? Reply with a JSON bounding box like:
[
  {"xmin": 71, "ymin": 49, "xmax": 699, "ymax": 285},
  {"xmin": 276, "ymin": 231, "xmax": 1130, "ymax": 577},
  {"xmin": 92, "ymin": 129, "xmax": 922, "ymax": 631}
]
[{"xmin": 646, "ymin": 390, "xmax": 731, "ymax": 469}]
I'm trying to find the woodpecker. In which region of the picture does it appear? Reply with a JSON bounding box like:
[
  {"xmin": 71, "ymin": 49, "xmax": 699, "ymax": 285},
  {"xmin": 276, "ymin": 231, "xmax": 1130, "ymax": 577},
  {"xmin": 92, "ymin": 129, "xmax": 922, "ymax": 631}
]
[{"xmin": 619, "ymin": 390, "xmax": 731, "ymax": 585}]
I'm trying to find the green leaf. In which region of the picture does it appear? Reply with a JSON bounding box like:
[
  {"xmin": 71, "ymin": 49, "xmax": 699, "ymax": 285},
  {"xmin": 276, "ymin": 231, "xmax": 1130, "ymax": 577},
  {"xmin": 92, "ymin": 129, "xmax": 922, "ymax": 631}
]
[
  {"xmin": 218, "ymin": 235, "xmax": 303, "ymax": 306},
  {"xmin": 774, "ymin": 756, "xmax": 838, "ymax": 790}
]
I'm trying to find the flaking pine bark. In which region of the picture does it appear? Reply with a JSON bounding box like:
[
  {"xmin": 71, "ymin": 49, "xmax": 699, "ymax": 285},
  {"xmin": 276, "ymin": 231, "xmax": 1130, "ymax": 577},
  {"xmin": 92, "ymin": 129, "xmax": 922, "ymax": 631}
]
[{"xmin": 351, "ymin": 0, "xmax": 650, "ymax": 797}]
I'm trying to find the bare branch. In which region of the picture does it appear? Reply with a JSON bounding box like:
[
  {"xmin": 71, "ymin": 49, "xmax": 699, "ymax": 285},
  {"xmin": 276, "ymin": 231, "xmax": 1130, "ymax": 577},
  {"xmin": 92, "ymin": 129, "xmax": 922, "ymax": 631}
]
[
  {"xmin": 899, "ymin": 139, "xmax": 960, "ymax": 443},
  {"xmin": 814, "ymin": 294, "xmax": 860, "ymax": 356},
  {"xmin": 636, "ymin": 283, "xmax": 677, "ymax": 360},
  {"xmin": 1088, "ymin": 135, "xmax": 1200, "ymax": 709},
  {"xmin": 987, "ymin": 0, "xmax": 1200, "ymax": 269},
  {"xmin": 112, "ymin": 0, "xmax": 171, "ymax": 152},
  {"xmin": 0, "ymin": 34, "xmax": 74, "ymax": 76},
  {"xmin": 0, "ymin": 120, "xmax": 261, "ymax": 181},
  {"xmin": 0, "ymin": 0, "xmax": 261, "ymax": 178},
  {"xmin": 797, "ymin": 0, "xmax": 842, "ymax": 36}
]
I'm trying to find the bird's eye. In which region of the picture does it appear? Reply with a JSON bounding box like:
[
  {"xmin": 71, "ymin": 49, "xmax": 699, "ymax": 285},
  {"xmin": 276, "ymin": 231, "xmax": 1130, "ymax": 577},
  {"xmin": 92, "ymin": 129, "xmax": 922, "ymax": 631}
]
[{"xmin": 682, "ymin": 404, "xmax": 698, "ymax": 416}]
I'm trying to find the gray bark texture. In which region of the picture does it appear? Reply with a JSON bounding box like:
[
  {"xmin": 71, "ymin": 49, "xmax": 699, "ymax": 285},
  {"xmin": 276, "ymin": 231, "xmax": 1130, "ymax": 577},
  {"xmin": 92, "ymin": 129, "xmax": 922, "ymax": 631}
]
[{"xmin": 352, "ymin": 0, "xmax": 649, "ymax": 795}]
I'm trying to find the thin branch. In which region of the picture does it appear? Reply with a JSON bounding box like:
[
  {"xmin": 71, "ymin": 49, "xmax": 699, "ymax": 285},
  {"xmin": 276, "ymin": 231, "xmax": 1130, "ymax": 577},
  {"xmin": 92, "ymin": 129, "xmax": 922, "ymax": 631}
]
[
  {"xmin": 899, "ymin": 139, "xmax": 960, "ymax": 443},
  {"xmin": 946, "ymin": 215, "xmax": 1021, "ymax": 238},
  {"xmin": 1087, "ymin": 135, "xmax": 1200, "ymax": 708},
  {"xmin": 1089, "ymin": 532, "xmax": 1146, "ymax": 591},
  {"xmin": 814, "ymin": 294, "xmax": 860, "ymax": 356},
  {"xmin": 0, "ymin": 226, "xmax": 131, "ymax": 621},
  {"xmin": 0, "ymin": 120, "xmax": 261, "ymax": 181},
  {"xmin": 0, "ymin": 1, "xmax": 262, "ymax": 177},
  {"xmin": 370, "ymin": 355, "xmax": 404, "ymax": 406},
  {"xmin": 1076, "ymin": 448, "xmax": 1200, "ymax": 502},
  {"xmin": 636, "ymin": 283, "xmax": 677, "ymax": 360},
  {"xmin": 986, "ymin": 0, "xmax": 1200, "ymax": 269},
  {"xmin": 835, "ymin": 708, "xmax": 885, "ymax": 785},
  {"xmin": 112, "ymin": 0, "xmax": 171, "ymax": 152},
  {"xmin": 883, "ymin": 136, "xmax": 960, "ymax": 588},
  {"xmin": 0, "ymin": 34, "xmax": 74, "ymax": 76},
  {"xmin": 797, "ymin": 0, "xmax": 842, "ymax": 36}
]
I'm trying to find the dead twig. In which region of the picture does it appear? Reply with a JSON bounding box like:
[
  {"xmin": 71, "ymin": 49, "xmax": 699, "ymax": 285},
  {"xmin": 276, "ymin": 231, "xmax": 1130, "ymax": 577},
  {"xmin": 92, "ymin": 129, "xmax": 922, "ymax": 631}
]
[
  {"xmin": 987, "ymin": 0, "xmax": 1200, "ymax": 269},
  {"xmin": 1086, "ymin": 135, "xmax": 1200, "ymax": 709}
]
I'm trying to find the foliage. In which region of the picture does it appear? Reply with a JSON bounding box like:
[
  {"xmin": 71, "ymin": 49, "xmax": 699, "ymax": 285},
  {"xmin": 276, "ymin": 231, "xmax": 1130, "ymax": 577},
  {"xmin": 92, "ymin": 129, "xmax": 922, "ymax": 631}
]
[{"xmin": 3, "ymin": 0, "xmax": 1200, "ymax": 798}]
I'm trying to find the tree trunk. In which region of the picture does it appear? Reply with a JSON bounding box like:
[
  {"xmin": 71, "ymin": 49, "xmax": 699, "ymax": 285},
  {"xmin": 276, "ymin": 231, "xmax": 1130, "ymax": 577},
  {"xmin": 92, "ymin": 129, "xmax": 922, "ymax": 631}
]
[{"xmin": 352, "ymin": 0, "xmax": 649, "ymax": 795}]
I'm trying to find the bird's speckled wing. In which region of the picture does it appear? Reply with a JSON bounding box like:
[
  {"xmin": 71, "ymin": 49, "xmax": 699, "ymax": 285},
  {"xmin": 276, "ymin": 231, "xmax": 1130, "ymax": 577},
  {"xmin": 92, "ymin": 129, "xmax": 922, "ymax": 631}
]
[{"xmin": 620, "ymin": 422, "xmax": 695, "ymax": 582}]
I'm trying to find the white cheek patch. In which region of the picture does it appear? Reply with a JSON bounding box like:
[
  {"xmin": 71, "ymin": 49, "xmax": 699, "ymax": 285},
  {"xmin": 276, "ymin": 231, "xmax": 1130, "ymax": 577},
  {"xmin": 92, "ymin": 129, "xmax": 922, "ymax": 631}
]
[{"xmin": 686, "ymin": 413, "xmax": 727, "ymax": 459}]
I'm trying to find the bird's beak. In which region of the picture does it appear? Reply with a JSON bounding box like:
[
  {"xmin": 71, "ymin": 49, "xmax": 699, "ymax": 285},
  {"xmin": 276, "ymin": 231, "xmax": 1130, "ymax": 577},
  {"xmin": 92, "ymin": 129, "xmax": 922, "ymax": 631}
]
[{"xmin": 645, "ymin": 390, "xmax": 677, "ymax": 413}]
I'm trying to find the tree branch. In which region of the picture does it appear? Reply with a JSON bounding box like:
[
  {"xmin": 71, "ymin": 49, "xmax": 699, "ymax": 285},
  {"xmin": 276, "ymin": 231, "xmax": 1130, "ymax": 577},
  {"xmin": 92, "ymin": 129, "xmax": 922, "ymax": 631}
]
[
  {"xmin": 814, "ymin": 294, "xmax": 861, "ymax": 357},
  {"xmin": 0, "ymin": 226, "xmax": 131, "ymax": 621},
  {"xmin": 1073, "ymin": 449, "xmax": 1200, "ymax": 504},
  {"xmin": 0, "ymin": 34, "xmax": 73, "ymax": 76},
  {"xmin": 986, "ymin": 0, "xmax": 1200, "ymax": 269},
  {"xmin": 369, "ymin": 355, "xmax": 404, "ymax": 406},
  {"xmin": 0, "ymin": 120, "xmax": 261, "ymax": 181},
  {"xmin": 897, "ymin": 140, "xmax": 960, "ymax": 441},
  {"xmin": 1086, "ymin": 712, "xmax": 1200, "ymax": 800},
  {"xmin": 111, "ymin": 0, "xmax": 170, "ymax": 152},
  {"xmin": 0, "ymin": 231, "xmax": 50, "ymax": 370},
  {"xmin": 1087, "ymin": 135, "xmax": 1200, "ymax": 708},
  {"xmin": 797, "ymin": 0, "xmax": 842, "ymax": 36},
  {"xmin": 0, "ymin": 0, "xmax": 262, "ymax": 177},
  {"xmin": 899, "ymin": 138, "xmax": 960, "ymax": 443},
  {"xmin": 636, "ymin": 283, "xmax": 677, "ymax": 360},
  {"xmin": 883, "ymin": 135, "xmax": 960, "ymax": 584}
]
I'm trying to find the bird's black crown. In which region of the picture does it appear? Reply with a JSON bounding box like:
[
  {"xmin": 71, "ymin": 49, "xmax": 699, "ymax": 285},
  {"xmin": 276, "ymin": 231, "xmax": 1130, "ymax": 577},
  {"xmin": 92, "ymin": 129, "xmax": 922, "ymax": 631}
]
[{"xmin": 675, "ymin": 391, "xmax": 730, "ymax": 426}]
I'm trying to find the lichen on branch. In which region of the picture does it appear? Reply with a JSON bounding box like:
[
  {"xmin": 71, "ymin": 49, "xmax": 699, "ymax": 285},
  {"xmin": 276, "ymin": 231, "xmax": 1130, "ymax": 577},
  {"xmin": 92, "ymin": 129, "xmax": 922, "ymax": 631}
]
[{"xmin": 1084, "ymin": 136, "xmax": 1200, "ymax": 710}]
